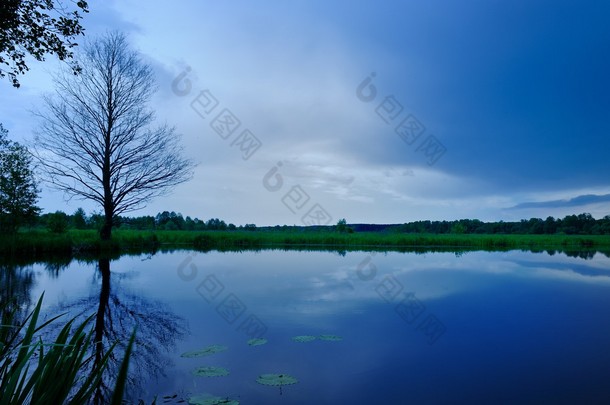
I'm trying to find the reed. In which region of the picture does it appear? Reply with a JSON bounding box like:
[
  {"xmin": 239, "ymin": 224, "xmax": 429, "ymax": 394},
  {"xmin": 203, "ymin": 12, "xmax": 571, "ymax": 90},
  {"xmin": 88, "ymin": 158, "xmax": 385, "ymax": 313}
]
[{"xmin": 0, "ymin": 294, "xmax": 136, "ymax": 404}]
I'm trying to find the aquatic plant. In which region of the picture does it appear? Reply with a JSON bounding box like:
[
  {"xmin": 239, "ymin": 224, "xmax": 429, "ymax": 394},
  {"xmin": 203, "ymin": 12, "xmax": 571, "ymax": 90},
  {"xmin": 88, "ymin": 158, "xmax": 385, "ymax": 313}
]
[
  {"xmin": 319, "ymin": 334, "xmax": 343, "ymax": 342},
  {"xmin": 181, "ymin": 345, "xmax": 228, "ymax": 358},
  {"xmin": 192, "ymin": 366, "xmax": 230, "ymax": 377},
  {"xmin": 256, "ymin": 373, "xmax": 298, "ymax": 387},
  {"xmin": 0, "ymin": 293, "xmax": 135, "ymax": 405},
  {"xmin": 247, "ymin": 338, "xmax": 267, "ymax": 347},
  {"xmin": 291, "ymin": 335, "xmax": 316, "ymax": 343},
  {"xmin": 188, "ymin": 394, "xmax": 239, "ymax": 405}
]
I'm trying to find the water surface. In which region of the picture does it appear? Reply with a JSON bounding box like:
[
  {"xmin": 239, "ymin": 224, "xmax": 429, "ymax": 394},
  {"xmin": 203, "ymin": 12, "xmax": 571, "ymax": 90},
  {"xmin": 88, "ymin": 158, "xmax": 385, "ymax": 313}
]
[{"xmin": 7, "ymin": 249, "xmax": 610, "ymax": 404}]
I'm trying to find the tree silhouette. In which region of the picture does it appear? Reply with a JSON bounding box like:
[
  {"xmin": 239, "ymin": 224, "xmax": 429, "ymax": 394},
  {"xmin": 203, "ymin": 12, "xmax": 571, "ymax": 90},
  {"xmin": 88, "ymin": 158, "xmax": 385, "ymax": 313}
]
[
  {"xmin": 0, "ymin": 0, "xmax": 88, "ymax": 87},
  {"xmin": 34, "ymin": 31, "xmax": 194, "ymax": 240}
]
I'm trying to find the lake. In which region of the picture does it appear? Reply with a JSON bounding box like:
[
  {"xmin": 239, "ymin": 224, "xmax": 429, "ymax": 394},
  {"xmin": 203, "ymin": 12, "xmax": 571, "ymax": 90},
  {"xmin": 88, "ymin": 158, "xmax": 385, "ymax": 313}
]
[{"xmin": 5, "ymin": 248, "xmax": 610, "ymax": 404}]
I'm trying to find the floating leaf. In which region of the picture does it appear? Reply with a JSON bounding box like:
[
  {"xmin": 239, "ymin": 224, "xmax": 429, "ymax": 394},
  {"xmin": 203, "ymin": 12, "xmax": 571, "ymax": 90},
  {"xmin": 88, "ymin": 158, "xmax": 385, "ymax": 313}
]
[
  {"xmin": 188, "ymin": 394, "xmax": 239, "ymax": 405},
  {"xmin": 181, "ymin": 345, "xmax": 227, "ymax": 358},
  {"xmin": 192, "ymin": 366, "xmax": 230, "ymax": 377},
  {"xmin": 256, "ymin": 373, "xmax": 298, "ymax": 386},
  {"xmin": 247, "ymin": 338, "xmax": 267, "ymax": 347},
  {"xmin": 319, "ymin": 334, "xmax": 343, "ymax": 342},
  {"xmin": 291, "ymin": 335, "xmax": 316, "ymax": 343}
]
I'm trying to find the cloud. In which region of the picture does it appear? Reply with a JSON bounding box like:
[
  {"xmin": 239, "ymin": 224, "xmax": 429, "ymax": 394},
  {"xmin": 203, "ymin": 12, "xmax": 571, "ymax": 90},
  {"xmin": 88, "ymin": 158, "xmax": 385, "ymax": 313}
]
[{"xmin": 509, "ymin": 194, "xmax": 610, "ymax": 210}]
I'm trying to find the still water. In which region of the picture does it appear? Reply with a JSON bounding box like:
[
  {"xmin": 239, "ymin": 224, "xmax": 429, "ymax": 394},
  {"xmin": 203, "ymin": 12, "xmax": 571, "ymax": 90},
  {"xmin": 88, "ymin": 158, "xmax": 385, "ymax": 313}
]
[{"xmin": 8, "ymin": 249, "xmax": 610, "ymax": 404}]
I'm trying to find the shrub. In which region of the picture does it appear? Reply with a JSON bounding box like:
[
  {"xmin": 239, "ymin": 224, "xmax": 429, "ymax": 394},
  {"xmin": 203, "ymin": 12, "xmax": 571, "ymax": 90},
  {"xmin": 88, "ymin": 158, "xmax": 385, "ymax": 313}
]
[{"xmin": 46, "ymin": 211, "xmax": 69, "ymax": 234}]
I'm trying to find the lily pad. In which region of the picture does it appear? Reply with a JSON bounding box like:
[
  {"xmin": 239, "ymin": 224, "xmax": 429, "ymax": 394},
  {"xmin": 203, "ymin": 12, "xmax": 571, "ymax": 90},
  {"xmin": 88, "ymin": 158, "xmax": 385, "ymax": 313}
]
[
  {"xmin": 188, "ymin": 394, "xmax": 239, "ymax": 405},
  {"xmin": 256, "ymin": 373, "xmax": 299, "ymax": 386},
  {"xmin": 319, "ymin": 334, "xmax": 343, "ymax": 342},
  {"xmin": 192, "ymin": 366, "xmax": 230, "ymax": 377},
  {"xmin": 247, "ymin": 338, "xmax": 267, "ymax": 346},
  {"xmin": 181, "ymin": 345, "xmax": 227, "ymax": 358},
  {"xmin": 291, "ymin": 335, "xmax": 316, "ymax": 343}
]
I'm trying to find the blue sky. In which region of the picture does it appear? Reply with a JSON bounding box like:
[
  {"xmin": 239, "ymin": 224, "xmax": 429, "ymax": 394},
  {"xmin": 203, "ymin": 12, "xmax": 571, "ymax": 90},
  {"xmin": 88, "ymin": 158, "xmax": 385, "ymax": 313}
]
[{"xmin": 1, "ymin": 0, "xmax": 609, "ymax": 225}]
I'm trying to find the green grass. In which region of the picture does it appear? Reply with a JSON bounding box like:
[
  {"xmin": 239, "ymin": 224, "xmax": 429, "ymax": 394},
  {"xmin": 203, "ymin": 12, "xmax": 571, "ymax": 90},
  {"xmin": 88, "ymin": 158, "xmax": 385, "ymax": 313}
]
[
  {"xmin": 2, "ymin": 229, "xmax": 610, "ymax": 258},
  {"xmin": 187, "ymin": 231, "xmax": 610, "ymax": 258}
]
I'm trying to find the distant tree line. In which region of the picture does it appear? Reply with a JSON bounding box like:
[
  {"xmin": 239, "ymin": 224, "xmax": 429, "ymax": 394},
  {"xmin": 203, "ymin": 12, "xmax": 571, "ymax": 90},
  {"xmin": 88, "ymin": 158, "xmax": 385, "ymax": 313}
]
[
  {"xmin": 33, "ymin": 209, "xmax": 258, "ymax": 233},
  {"xmin": 28, "ymin": 210, "xmax": 610, "ymax": 235},
  {"xmin": 383, "ymin": 213, "xmax": 610, "ymax": 235}
]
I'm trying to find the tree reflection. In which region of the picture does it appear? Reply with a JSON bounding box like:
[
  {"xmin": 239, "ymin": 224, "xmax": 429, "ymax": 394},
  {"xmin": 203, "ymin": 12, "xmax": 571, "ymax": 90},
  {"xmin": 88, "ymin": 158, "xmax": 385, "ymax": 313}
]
[
  {"xmin": 563, "ymin": 250, "xmax": 597, "ymax": 260},
  {"xmin": 0, "ymin": 261, "xmax": 34, "ymax": 343},
  {"xmin": 54, "ymin": 257, "xmax": 188, "ymax": 403},
  {"xmin": 43, "ymin": 256, "xmax": 73, "ymax": 279}
]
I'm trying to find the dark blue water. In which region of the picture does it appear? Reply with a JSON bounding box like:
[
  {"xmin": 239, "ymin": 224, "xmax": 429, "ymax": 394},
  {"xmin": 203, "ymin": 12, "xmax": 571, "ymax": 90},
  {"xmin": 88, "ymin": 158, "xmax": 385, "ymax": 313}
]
[{"xmin": 23, "ymin": 249, "xmax": 610, "ymax": 404}]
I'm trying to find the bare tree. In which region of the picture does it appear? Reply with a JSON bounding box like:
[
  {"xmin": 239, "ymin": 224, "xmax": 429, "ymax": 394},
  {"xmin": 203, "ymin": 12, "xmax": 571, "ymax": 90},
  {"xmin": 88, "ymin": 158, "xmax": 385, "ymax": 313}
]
[{"xmin": 34, "ymin": 31, "xmax": 193, "ymax": 240}]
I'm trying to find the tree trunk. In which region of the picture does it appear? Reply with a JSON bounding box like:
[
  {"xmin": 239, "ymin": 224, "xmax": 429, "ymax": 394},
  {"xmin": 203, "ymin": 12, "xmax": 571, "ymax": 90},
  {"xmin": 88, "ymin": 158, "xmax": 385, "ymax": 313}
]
[{"xmin": 100, "ymin": 214, "xmax": 113, "ymax": 241}]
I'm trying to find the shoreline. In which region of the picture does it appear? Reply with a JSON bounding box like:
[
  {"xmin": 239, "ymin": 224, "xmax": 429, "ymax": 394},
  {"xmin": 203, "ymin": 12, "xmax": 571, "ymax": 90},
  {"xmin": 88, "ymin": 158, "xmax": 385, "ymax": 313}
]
[{"xmin": 2, "ymin": 230, "xmax": 609, "ymax": 261}]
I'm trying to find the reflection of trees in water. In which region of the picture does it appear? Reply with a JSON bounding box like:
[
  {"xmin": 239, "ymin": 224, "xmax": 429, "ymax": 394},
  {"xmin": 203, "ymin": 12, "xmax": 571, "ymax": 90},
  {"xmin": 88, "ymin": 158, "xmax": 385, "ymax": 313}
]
[
  {"xmin": 51, "ymin": 258, "xmax": 188, "ymax": 403},
  {"xmin": 563, "ymin": 250, "xmax": 597, "ymax": 260},
  {"xmin": 0, "ymin": 262, "xmax": 34, "ymax": 341},
  {"xmin": 543, "ymin": 249, "xmax": 604, "ymax": 260},
  {"xmin": 43, "ymin": 256, "xmax": 73, "ymax": 279}
]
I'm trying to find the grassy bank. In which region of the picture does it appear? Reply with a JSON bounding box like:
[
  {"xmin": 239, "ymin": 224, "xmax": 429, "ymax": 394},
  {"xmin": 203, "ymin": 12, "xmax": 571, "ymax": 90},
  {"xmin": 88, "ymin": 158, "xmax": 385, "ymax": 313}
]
[
  {"xmin": 0, "ymin": 230, "xmax": 156, "ymax": 256},
  {"xmin": 190, "ymin": 230, "xmax": 610, "ymax": 250},
  {"xmin": 2, "ymin": 229, "xmax": 610, "ymax": 258}
]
